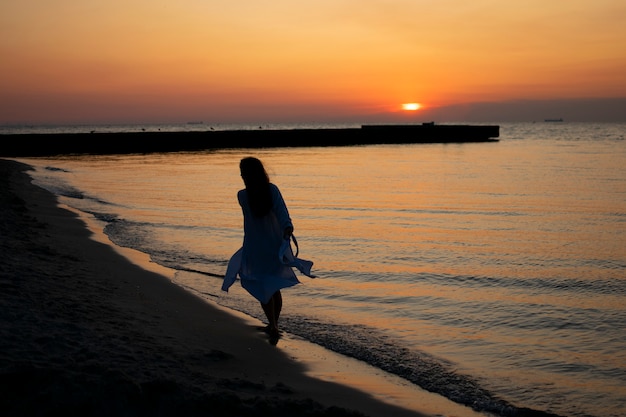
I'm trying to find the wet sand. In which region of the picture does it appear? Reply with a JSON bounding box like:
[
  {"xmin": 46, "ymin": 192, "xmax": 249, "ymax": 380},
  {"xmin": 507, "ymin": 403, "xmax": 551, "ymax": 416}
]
[{"xmin": 0, "ymin": 158, "xmax": 484, "ymax": 417}]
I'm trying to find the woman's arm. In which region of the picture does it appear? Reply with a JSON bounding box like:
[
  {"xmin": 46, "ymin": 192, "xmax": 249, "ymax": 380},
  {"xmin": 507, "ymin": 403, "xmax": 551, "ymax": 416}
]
[{"xmin": 270, "ymin": 184, "xmax": 293, "ymax": 237}]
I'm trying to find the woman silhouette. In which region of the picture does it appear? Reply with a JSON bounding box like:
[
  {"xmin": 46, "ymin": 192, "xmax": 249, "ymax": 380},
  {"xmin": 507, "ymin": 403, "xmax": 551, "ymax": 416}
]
[{"xmin": 222, "ymin": 157, "xmax": 314, "ymax": 344}]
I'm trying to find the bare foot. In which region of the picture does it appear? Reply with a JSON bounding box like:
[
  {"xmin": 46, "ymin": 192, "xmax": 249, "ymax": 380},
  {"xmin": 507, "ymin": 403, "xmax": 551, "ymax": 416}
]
[{"xmin": 268, "ymin": 326, "xmax": 280, "ymax": 345}]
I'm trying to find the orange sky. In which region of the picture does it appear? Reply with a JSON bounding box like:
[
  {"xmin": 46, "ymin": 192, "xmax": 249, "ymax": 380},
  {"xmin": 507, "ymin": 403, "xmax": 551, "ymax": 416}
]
[{"xmin": 1, "ymin": 0, "xmax": 625, "ymax": 124}]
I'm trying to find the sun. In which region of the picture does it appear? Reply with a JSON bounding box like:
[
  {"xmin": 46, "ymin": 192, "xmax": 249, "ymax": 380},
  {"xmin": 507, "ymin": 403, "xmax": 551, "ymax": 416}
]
[{"xmin": 402, "ymin": 103, "xmax": 421, "ymax": 111}]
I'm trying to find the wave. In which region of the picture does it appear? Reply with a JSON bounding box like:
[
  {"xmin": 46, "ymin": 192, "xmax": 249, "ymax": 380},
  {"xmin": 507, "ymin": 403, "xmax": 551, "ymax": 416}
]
[{"xmin": 96, "ymin": 216, "xmax": 567, "ymax": 415}]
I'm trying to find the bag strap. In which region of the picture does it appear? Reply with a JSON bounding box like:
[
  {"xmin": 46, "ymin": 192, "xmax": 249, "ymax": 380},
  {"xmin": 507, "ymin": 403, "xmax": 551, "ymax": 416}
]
[{"xmin": 290, "ymin": 234, "xmax": 299, "ymax": 258}]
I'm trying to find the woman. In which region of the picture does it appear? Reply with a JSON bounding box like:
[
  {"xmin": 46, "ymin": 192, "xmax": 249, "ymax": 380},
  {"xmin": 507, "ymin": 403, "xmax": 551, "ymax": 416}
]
[{"xmin": 222, "ymin": 157, "xmax": 314, "ymax": 344}]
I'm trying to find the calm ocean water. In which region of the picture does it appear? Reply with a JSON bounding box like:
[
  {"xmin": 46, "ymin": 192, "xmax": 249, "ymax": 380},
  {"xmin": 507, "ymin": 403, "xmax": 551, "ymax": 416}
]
[{"xmin": 14, "ymin": 122, "xmax": 626, "ymax": 417}]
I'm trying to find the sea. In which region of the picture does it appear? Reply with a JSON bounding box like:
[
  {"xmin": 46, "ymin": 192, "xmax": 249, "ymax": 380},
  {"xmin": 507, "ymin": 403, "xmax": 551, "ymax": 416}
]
[{"xmin": 8, "ymin": 122, "xmax": 626, "ymax": 417}]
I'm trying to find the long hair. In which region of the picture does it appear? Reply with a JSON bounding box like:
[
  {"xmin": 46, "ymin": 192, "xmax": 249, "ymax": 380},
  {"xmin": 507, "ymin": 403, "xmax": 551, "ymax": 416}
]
[{"xmin": 240, "ymin": 157, "xmax": 272, "ymax": 217}]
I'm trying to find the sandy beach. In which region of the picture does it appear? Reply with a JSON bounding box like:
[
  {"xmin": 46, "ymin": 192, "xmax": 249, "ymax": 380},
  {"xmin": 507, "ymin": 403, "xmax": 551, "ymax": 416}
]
[{"xmin": 1, "ymin": 157, "xmax": 483, "ymax": 417}]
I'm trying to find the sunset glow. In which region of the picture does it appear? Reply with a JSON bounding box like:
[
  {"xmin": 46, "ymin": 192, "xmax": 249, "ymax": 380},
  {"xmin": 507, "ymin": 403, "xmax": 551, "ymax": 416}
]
[{"xmin": 1, "ymin": 1, "xmax": 625, "ymax": 124}]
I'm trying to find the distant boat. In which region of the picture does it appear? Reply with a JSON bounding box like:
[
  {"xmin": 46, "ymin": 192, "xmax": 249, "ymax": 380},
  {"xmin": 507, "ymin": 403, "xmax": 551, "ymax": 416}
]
[{"xmin": 544, "ymin": 118, "xmax": 563, "ymax": 122}]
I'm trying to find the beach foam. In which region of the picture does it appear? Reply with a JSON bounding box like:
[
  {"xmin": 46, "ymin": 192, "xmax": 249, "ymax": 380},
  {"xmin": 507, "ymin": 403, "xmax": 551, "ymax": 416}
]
[{"xmin": 2, "ymin": 158, "xmax": 476, "ymax": 417}]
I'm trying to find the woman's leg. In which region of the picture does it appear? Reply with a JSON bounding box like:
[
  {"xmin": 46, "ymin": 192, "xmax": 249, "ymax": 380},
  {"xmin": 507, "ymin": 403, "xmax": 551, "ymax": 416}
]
[
  {"xmin": 261, "ymin": 298, "xmax": 277, "ymax": 331},
  {"xmin": 273, "ymin": 291, "xmax": 282, "ymax": 324},
  {"xmin": 261, "ymin": 291, "xmax": 282, "ymax": 343}
]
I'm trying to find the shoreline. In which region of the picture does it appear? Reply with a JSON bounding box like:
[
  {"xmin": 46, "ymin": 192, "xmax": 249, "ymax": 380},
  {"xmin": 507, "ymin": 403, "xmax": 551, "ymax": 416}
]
[
  {"xmin": 0, "ymin": 158, "xmax": 485, "ymax": 417},
  {"xmin": 0, "ymin": 125, "xmax": 499, "ymax": 157}
]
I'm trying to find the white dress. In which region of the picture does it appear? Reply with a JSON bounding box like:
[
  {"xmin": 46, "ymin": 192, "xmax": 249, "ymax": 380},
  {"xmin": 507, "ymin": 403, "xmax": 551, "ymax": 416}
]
[{"xmin": 222, "ymin": 183, "xmax": 315, "ymax": 304}]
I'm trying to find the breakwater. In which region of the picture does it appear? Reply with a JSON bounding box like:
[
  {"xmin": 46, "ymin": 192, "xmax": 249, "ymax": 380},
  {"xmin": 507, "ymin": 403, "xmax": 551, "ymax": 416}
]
[{"xmin": 1, "ymin": 124, "xmax": 499, "ymax": 157}]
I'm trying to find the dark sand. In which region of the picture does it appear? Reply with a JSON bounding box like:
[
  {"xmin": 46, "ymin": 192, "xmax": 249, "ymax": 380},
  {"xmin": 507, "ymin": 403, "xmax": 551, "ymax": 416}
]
[
  {"xmin": 0, "ymin": 158, "xmax": 422, "ymax": 416},
  {"xmin": 1, "ymin": 158, "xmax": 488, "ymax": 417}
]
